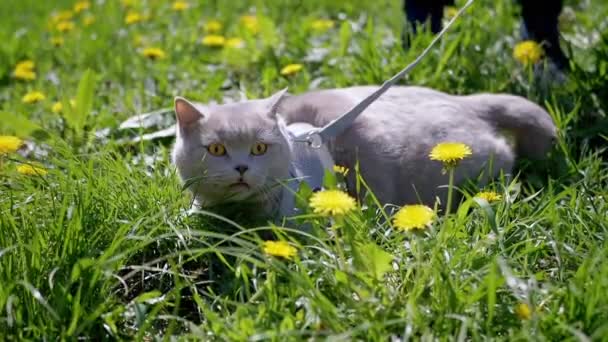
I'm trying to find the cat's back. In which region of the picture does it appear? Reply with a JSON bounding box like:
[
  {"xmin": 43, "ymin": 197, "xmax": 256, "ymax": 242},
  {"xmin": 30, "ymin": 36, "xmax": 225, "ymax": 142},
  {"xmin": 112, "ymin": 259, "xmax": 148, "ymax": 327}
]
[
  {"xmin": 339, "ymin": 86, "xmax": 491, "ymax": 151},
  {"xmin": 280, "ymin": 85, "xmax": 492, "ymax": 155},
  {"xmin": 280, "ymin": 85, "xmax": 457, "ymax": 127},
  {"xmin": 337, "ymin": 86, "xmax": 463, "ymax": 126},
  {"xmin": 336, "ymin": 85, "xmax": 452, "ymax": 105}
]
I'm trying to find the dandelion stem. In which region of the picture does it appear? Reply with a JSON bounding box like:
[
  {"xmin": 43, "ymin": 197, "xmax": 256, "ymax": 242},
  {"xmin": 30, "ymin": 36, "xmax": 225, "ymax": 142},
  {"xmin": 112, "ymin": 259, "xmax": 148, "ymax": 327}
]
[
  {"xmin": 332, "ymin": 219, "xmax": 347, "ymax": 270},
  {"xmin": 445, "ymin": 167, "xmax": 455, "ymax": 217}
]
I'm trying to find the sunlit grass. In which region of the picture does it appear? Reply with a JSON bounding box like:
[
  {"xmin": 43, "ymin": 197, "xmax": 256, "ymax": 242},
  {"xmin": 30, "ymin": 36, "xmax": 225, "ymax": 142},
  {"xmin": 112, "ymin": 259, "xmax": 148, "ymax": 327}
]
[{"xmin": 1, "ymin": 0, "xmax": 608, "ymax": 339}]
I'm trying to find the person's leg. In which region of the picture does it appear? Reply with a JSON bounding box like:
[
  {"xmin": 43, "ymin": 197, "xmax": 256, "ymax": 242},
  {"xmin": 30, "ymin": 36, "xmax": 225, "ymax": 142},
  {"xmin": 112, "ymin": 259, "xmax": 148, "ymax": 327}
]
[
  {"xmin": 402, "ymin": 0, "xmax": 450, "ymax": 48},
  {"xmin": 403, "ymin": 0, "xmax": 448, "ymax": 34},
  {"xmin": 519, "ymin": 0, "xmax": 569, "ymax": 69}
]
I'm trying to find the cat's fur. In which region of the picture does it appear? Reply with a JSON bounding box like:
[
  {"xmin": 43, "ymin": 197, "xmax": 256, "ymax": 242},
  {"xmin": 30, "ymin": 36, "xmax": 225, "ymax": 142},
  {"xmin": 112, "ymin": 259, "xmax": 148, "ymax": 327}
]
[
  {"xmin": 172, "ymin": 86, "xmax": 556, "ymax": 216},
  {"xmin": 172, "ymin": 90, "xmax": 293, "ymax": 215}
]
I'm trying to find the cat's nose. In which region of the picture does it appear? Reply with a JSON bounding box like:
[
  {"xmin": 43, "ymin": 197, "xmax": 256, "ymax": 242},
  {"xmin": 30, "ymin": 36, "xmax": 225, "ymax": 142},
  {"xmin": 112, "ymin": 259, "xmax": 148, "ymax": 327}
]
[{"xmin": 234, "ymin": 165, "xmax": 249, "ymax": 175}]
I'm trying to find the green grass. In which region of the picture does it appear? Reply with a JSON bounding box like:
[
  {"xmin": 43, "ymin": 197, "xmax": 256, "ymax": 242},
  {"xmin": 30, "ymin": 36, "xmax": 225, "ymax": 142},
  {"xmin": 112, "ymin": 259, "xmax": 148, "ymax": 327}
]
[{"xmin": 1, "ymin": 0, "xmax": 608, "ymax": 340}]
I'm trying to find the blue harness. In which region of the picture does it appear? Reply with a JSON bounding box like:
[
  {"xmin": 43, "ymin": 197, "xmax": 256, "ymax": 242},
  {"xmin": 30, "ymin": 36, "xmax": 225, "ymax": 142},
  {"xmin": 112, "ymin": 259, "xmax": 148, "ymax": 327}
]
[{"xmin": 278, "ymin": 122, "xmax": 335, "ymax": 217}]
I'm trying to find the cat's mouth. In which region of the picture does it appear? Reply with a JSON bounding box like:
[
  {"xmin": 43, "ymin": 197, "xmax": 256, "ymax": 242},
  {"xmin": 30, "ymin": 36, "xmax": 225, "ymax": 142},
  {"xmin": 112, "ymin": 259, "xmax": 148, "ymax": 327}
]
[{"xmin": 229, "ymin": 181, "xmax": 251, "ymax": 190}]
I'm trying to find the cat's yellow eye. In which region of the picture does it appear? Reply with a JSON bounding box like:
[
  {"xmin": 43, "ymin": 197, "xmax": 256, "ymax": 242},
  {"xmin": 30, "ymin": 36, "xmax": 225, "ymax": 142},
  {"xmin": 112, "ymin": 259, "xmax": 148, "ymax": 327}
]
[
  {"xmin": 251, "ymin": 142, "xmax": 268, "ymax": 156},
  {"xmin": 207, "ymin": 143, "xmax": 226, "ymax": 156}
]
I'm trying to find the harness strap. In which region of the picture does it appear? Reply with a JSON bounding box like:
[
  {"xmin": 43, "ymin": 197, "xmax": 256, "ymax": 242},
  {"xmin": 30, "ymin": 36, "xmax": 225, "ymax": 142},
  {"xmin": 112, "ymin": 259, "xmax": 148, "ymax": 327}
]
[{"xmin": 293, "ymin": 0, "xmax": 475, "ymax": 148}]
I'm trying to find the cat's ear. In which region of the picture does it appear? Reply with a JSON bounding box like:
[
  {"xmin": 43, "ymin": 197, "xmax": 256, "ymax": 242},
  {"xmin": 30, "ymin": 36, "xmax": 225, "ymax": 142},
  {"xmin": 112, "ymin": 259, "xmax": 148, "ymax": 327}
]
[
  {"xmin": 275, "ymin": 114, "xmax": 291, "ymax": 140},
  {"xmin": 175, "ymin": 96, "xmax": 204, "ymax": 132},
  {"xmin": 266, "ymin": 88, "xmax": 289, "ymax": 118},
  {"xmin": 275, "ymin": 113, "xmax": 288, "ymax": 130}
]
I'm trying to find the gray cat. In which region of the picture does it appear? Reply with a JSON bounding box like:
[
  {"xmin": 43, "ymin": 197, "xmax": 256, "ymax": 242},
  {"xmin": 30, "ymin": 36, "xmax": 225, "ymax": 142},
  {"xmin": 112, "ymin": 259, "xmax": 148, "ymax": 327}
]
[{"xmin": 172, "ymin": 86, "xmax": 556, "ymax": 217}]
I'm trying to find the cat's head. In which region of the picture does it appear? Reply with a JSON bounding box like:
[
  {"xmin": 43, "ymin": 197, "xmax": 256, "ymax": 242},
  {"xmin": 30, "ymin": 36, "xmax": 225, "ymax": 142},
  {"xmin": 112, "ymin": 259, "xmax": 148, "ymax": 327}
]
[{"xmin": 171, "ymin": 89, "xmax": 292, "ymax": 207}]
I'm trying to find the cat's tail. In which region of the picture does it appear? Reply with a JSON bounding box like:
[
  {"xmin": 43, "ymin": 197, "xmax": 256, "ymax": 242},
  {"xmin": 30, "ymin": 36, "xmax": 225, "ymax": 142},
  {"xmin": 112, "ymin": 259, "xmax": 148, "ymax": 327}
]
[{"xmin": 469, "ymin": 94, "xmax": 558, "ymax": 159}]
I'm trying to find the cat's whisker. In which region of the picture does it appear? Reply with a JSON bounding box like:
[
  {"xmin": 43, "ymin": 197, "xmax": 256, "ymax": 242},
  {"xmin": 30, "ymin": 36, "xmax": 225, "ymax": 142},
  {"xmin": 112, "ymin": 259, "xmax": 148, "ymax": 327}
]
[
  {"xmin": 256, "ymin": 184, "xmax": 281, "ymax": 208},
  {"xmin": 183, "ymin": 176, "xmax": 216, "ymax": 188}
]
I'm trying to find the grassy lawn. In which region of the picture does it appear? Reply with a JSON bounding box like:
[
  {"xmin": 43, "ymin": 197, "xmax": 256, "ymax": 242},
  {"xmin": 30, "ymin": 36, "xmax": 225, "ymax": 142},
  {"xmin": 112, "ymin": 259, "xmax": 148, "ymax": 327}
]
[{"xmin": 1, "ymin": 0, "xmax": 608, "ymax": 339}]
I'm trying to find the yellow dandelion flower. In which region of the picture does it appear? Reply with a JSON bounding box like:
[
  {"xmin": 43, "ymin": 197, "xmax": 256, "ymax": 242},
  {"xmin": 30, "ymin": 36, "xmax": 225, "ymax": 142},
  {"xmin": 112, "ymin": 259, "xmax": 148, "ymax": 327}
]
[
  {"xmin": 51, "ymin": 10, "xmax": 74, "ymax": 23},
  {"xmin": 12, "ymin": 61, "xmax": 34, "ymax": 81},
  {"xmin": 17, "ymin": 164, "xmax": 48, "ymax": 176},
  {"xmin": 515, "ymin": 303, "xmax": 532, "ymax": 320},
  {"xmin": 311, "ymin": 19, "xmax": 334, "ymax": 32},
  {"xmin": 280, "ymin": 63, "xmax": 304, "ymax": 76},
  {"xmin": 513, "ymin": 40, "xmax": 544, "ymax": 66},
  {"xmin": 444, "ymin": 6, "xmax": 458, "ymax": 19},
  {"xmin": 392, "ymin": 204, "xmax": 435, "ymax": 231},
  {"xmin": 172, "ymin": 1, "xmax": 189, "ymax": 11},
  {"xmin": 225, "ymin": 37, "xmax": 244, "ymax": 48},
  {"xmin": 73, "ymin": 1, "xmax": 91, "ymax": 13},
  {"xmin": 475, "ymin": 191, "xmax": 502, "ymax": 203},
  {"xmin": 83, "ymin": 15, "xmax": 95, "ymax": 26},
  {"xmin": 22, "ymin": 91, "xmax": 46, "ymax": 104},
  {"xmin": 0, "ymin": 136, "xmax": 23, "ymax": 154},
  {"xmin": 15, "ymin": 60, "xmax": 35, "ymax": 70},
  {"xmin": 125, "ymin": 12, "xmax": 143, "ymax": 25},
  {"xmin": 51, "ymin": 36, "xmax": 65, "ymax": 47},
  {"xmin": 51, "ymin": 99, "xmax": 75, "ymax": 114},
  {"xmin": 202, "ymin": 34, "xmax": 226, "ymax": 47},
  {"xmin": 262, "ymin": 240, "xmax": 298, "ymax": 259},
  {"xmin": 13, "ymin": 68, "xmax": 36, "ymax": 81},
  {"xmin": 429, "ymin": 142, "xmax": 472, "ymax": 168},
  {"xmin": 203, "ymin": 19, "xmax": 223, "ymax": 33},
  {"xmin": 309, "ymin": 190, "xmax": 356, "ymax": 216},
  {"xmin": 333, "ymin": 165, "xmax": 349, "ymax": 176},
  {"xmin": 142, "ymin": 47, "xmax": 166, "ymax": 60},
  {"xmin": 51, "ymin": 102, "xmax": 63, "ymax": 114},
  {"xmin": 240, "ymin": 15, "xmax": 259, "ymax": 33},
  {"xmin": 56, "ymin": 21, "xmax": 75, "ymax": 32}
]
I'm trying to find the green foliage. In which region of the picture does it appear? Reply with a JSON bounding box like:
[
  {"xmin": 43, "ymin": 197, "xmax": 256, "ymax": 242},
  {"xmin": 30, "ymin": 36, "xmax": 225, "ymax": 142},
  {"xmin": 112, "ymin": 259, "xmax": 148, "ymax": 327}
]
[
  {"xmin": 0, "ymin": 112, "xmax": 42, "ymax": 137},
  {"xmin": 65, "ymin": 69, "xmax": 96, "ymax": 134},
  {"xmin": 1, "ymin": 0, "xmax": 608, "ymax": 340}
]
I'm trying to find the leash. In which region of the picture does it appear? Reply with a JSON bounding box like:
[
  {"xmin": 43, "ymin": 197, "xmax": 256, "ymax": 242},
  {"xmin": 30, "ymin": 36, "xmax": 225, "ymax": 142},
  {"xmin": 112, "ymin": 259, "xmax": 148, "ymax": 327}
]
[{"xmin": 292, "ymin": 0, "xmax": 475, "ymax": 148}]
